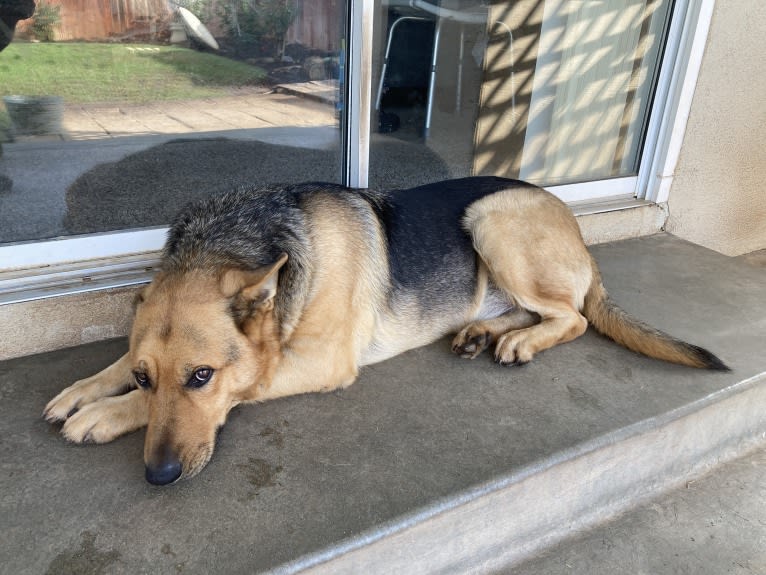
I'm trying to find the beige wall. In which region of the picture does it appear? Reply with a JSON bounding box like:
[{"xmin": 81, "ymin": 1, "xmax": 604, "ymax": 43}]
[
  {"xmin": 0, "ymin": 287, "xmax": 138, "ymax": 361},
  {"xmin": 665, "ymin": 1, "xmax": 766, "ymax": 256}
]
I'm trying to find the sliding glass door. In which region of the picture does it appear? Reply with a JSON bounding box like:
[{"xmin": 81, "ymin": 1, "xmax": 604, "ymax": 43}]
[
  {"xmin": 1, "ymin": 0, "xmax": 697, "ymax": 273},
  {"xmin": 369, "ymin": 0, "xmax": 672, "ymax": 194}
]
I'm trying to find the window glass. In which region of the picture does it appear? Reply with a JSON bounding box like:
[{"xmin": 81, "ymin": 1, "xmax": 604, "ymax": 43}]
[
  {"xmin": 0, "ymin": 0, "xmax": 346, "ymax": 244},
  {"xmin": 370, "ymin": 0, "xmax": 672, "ymax": 188}
]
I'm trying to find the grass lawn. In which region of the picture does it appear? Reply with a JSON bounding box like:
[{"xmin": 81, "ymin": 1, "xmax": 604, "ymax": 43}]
[{"xmin": 0, "ymin": 42, "xmax": 267, "ymax": 105}]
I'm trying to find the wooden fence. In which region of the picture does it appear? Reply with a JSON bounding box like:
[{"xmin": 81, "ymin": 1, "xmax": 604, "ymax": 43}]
[
  {"xmin": 286, "ymin": 0, "xmax": 341, "ymax": 53},
  {"xmin": 18, "ymin": 0, "xmax": 340, "ymax": 51},
  {"xmin": 17, "ymin": 0, "xmax": 170, "ymax": 41}
]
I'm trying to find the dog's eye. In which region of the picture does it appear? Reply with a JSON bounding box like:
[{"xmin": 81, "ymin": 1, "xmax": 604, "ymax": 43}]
[
  {"xmin": 134, "ymin": 371, "xmax": 151, "ymax": 389},
  {"xmin": 187, "ymin": 367, "xmax": 214, "ymax": 389}
]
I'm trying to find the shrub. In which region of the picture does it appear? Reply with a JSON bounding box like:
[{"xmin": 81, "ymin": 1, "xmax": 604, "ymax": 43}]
[
  {"xmin": 30, "ymin": 0, "xmax": 61, "ymax": 42},
  {"xmin": 219, "ymin": 0, "xmax": 297, "ymax": 58}
]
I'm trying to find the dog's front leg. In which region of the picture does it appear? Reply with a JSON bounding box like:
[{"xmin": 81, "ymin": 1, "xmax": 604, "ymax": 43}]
[
  {"xmin": 255, "ymin": 343, "xmax": 360, "ymax": 402},
  {"xmin": 61, "ymin": 389, "xmax": 148, "ymax": 443},
  {"xmin": 44, "ymin": 352, "xmax": 134, "ymax": 422}
]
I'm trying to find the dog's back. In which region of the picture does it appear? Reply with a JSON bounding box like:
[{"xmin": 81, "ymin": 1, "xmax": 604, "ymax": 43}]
[{"xmin": 373, "ymin": 177, "xmax": 532, "ymax": 307}]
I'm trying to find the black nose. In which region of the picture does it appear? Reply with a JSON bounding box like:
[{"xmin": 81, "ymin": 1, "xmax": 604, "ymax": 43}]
[{"xmin": 145, "ymin": 458, "xmax": 182, "ymax": 486}]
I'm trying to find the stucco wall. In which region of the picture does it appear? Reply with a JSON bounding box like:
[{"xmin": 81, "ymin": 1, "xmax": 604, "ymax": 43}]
[
  {"xmin": 665, "ymin": 1, "xmax": 766, "ymax": 256},
  {"xmin": 0, "ymin": 287, "xmax": 138, "ymax": 361}
]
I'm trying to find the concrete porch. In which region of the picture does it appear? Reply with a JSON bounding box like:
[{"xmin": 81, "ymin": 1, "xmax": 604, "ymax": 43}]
[{"xmin": 1, "ymin": 234, "xmax": 764, "ymax": 574}]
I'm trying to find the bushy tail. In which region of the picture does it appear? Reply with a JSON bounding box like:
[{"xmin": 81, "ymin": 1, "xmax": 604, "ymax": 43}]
[{"xmin": 582, "ymin": 266, "xmax": 729, "ymax": 371}]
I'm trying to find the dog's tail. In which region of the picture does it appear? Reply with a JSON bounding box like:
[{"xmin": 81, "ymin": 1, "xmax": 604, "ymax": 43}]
[{"xmin": 582, "ymin": 262, "xmax": 729, "ymax": 371}]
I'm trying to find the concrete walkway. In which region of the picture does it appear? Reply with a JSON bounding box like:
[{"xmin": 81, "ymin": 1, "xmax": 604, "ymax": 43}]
[
  {"xmin": 58, "ymin": 86, "xmax": 337, "ymax": 141},
  {"xmin": 514, "ymin": 447, "xmax": 766, "ymax": 574},
  {"xmin": 1, "ymin": 234, "xmax": 764, "ymax": 574}
]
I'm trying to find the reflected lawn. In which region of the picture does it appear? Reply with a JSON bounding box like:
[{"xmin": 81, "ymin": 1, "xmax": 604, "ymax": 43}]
[{"xmin": 0, "ymin": 42, "xmax": 267, "ymax": 104}]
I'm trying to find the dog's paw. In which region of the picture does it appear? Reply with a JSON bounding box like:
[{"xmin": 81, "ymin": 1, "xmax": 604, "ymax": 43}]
[
  {"xmin": 61, "ymin": 402, "xmax": 118, "ymax": 443},
  {"xmin": 44, "ymin": 353, "xmax": 133, "ymax": 423},
  {"xmin": 60, "ymin": 394, "xmax": 145, "ymax": 444},
  {"xmin": 494, "ymin": 332, "xmax": 534, "ymax": 366},
  {"xmin": 452, "ymin": 326, "xmax": 492, "ymax": 359},
  {"xmin": 43, "ymin": 380, "xmax": 93, "ymax": 423}
]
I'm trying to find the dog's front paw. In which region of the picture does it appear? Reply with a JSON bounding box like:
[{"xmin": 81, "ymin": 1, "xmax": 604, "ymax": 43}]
[
  {"xmin": 44, "ymin": 354, "xmax": 134, "ymax": 423},
  {"xmin": 44, "ymin": 379, "xmax": 95, "ymax": 423},
  {"xmin": 61, "ymin": 402, "xmax": 116, "ymax": 443},
  {"xmin": 452, "ymin": 326, "xmax": 492, "ymax": 359},
  {"xmin": 61, "ymin": 392, "xmax": 147, "ymax": 444}
]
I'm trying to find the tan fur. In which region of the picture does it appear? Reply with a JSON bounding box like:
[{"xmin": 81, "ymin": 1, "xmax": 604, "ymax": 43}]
[
  {"xmin": 44, "ymin": 181, "xmax": 726, "ymax": 483},
  {"xmin": 582, "ymin": 265, "xmax": 713, "ymax": 369},
  {"xmin": 457, "ymin": 188, "xmax": 593, "ymax": 364}
]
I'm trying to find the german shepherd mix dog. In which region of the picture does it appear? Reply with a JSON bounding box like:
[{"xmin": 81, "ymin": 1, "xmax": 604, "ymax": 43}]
[{"xmin": 44, "ymin": 177, "xmax": 728, "ymax": 485}]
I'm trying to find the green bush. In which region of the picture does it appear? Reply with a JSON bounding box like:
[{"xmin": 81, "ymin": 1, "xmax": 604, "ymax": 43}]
[
  {"xmin": 30, "ymin": 0, "xmax": 61, "ymax": 42},
  {"xmin": 219, "ymin": 0, "xmax": 297, "ymax": 57}
]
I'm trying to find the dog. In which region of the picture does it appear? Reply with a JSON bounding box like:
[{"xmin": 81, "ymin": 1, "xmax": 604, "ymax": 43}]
[{"xmin": 43, "ymin": 177, "xmax": 728, "ymax": 485}]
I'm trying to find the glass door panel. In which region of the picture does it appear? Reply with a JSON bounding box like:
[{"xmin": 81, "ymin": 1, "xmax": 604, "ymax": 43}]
[
  {"xmin": 370, "ymin": 0, "xmax": 672, "ymax": 189},
  {"xmin": 0, "ymin": 0, "xmax": 347, "ymax": 245}
]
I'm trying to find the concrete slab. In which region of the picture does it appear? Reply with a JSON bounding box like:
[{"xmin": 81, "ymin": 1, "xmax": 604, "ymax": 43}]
[
  {"xmin": 74, "ymin": 106, "xmax": 155, "ymax": 138},
  {"xmin": 274, "ymin": 81, "xmax": 338, "ymax": 106},
  {"xmin": 0, "ymin": 235, "xmax": 765, "ymax": 574},
  {"xmin": 56, "ymin": 91, "xmax": 335, "ymax": 141},
  {"xmin": 512, "ymin": 447, "xmax": 766, "ymax": 575}
]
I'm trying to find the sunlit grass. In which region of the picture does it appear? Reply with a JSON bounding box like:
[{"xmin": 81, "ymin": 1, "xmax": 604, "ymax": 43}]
[{"xmin": 0, "ymin": 42, "xmax": 267, "ymax": 104}]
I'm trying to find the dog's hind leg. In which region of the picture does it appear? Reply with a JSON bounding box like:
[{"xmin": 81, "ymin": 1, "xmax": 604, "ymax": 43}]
[
  {"xmin": 452, "ymin": 308, "xmax": 540, "ymax": 359},
  {"xmin": 463, "ymin": 186, "xmax": 593, "ymax": 365},
  {"xmin": 492, "ymin": 304, "xmax": 588, "ymax": 366},
  {"xmin": 44, "ymin": 353, "xmax": 134, "ymax": 422}
]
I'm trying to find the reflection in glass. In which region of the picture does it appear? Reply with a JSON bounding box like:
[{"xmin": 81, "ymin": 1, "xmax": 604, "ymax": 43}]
[
  {"xmin": 371, "ymin": 0, "xmax": 672, "ymax": 188},
  {"xmin": 0, "ymin": 0, "xmax": 346, "ymax": 243}
]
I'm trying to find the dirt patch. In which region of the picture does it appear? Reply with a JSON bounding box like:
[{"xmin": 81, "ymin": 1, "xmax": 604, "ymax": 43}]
[
  {"xmin": 45, "ymin": 531, "xmax": 120, "ymax": 575},
  {"xmin": 239, "ymin": 457, "xmax": 283, "ymax": 498}
]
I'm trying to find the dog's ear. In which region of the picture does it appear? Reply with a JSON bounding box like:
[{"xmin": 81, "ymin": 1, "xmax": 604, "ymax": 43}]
[
  {"xmin": 133, "ymin": 270, "xmax": 169, "ymax": 311},
  {"xmin": 132, "ymin": 278, "xmax": 157, "ymax": 312},
  {"xmin": 221, "ymin": 253, "xmax": 288, "ymax": 317},
  {"xmin": 132, "ymin": 286, "xmax": 147, "ymax": 311}
]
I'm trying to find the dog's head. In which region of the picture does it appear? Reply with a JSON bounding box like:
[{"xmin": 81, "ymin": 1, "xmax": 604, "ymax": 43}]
[{"xmin": 129, "ymin": 254, "xmax": 287, "ymax": 485}]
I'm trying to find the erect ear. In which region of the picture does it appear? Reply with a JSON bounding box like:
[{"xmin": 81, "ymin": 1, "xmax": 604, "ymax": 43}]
[
  {"xmin": 240, "ymin": 252, "xmax": 288, "ymax": 306},
  {"xmin": 220, "ymin": 253, "xmax": 289, "ymax": 309},
  {"xmin": 132, "ymin": 273, "xmax": 162, "ymax": 312},
  {"xmin": 132, "ymin": 285, "xmax": 147, "ymax": 311}
]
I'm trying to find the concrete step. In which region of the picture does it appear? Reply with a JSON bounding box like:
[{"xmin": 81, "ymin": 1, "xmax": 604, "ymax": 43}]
[
  {"xmin": 1, "ymin": 234, "xmax": 765, "ymax": 574},
  {"xmin": 511, "ymin": 446, "xmax": 766, "ymax": 574}
]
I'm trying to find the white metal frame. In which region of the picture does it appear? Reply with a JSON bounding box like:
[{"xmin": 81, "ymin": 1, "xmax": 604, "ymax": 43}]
[
  {"xmin": 0, "ymin": 0, "xmax": 715, "ymax": 294},
  {"xmin": 344, "ymin": 0, "xmax": 374, "ymax": 188},
  {"xmin": 545, "ymin": 177, "xmax": 638, "ymax": 204},
  {"xmin": 0, "ymin": 227, "xmax": 166, "ymax": 271},
  {"xmin": 638, "ymin": 0, "xmax": 716, "ymax": 203}
]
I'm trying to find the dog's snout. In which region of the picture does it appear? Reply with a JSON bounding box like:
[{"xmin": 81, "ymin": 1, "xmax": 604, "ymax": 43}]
[{"xmin": 145, "ymin": 454, "xmax": 182, "ymax": 486}]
